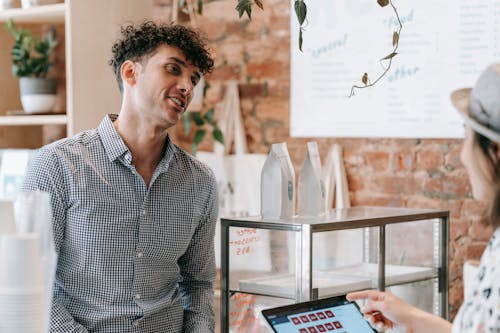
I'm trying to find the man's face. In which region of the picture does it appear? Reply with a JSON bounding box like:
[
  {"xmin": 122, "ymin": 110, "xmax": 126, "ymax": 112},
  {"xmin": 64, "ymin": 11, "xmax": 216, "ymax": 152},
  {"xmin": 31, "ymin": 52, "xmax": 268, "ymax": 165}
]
[{"xmin": 128, "ymin": 44, "xmax": 201, "ymax": 129}]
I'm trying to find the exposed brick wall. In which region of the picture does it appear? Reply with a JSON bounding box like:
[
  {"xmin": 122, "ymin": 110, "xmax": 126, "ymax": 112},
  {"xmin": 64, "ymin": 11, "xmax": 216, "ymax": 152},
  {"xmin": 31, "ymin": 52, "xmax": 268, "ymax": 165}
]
[{"xmin": 153, "ymin": 0, "xmax": 491, "ymax": 318}]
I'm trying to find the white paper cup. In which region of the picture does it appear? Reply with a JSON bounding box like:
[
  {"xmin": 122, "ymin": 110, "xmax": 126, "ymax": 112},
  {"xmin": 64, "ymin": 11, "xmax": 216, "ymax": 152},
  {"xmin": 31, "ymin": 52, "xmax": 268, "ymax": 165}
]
[
  {"xmin": 0, "ymin": 199, "xmax": 17, "ymax": 235},
  {"xmin": 15, "ymin": 191, "xmax": 51, "ymax": 235},
  {"xmin": 0, "ymin": 234, "xmax": 43, "ymax": 290},
  {"xmin": 0, "ymin": 289, "xmax": 45, "ymax": 322}
]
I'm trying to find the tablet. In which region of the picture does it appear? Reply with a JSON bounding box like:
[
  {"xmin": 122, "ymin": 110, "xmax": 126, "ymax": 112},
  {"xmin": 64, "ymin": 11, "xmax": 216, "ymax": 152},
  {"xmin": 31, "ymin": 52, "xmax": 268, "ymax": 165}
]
[{"xmin": 261, "ymin": 295, "xmax": 377, "ymax": 333}]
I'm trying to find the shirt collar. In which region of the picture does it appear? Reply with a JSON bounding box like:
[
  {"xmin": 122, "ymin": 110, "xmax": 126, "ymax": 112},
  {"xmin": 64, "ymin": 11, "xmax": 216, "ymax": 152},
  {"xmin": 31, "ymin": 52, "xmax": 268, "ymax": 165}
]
[
  {"xmin": 158, "ymin": 134, "xmax": 176, "ymax": 173},
  {"xmin": 98, "ymin": 114, "xmax": 128, "ymax": 162},
  {"xmin": 97, "ymin": 114, "xmax": 176, "ymax": 171}
]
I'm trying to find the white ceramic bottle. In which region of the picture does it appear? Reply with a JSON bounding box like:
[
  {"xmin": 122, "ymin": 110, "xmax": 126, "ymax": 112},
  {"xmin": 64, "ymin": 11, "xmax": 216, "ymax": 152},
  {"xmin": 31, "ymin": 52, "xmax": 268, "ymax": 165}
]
[
  {"xmin": 260, "ymin": 143, "xmax": 295, "ymax": 219},
  {"xmin": 298, "ymin": 141, "xmax": 326, "ymax": 217}
]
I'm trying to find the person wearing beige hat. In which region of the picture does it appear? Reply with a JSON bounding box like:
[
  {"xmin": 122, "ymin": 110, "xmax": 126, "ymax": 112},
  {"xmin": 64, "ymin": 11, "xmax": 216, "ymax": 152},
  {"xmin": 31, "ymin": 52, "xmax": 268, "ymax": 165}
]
[{"xmin": 347, "ymin": 64, "xmax": 500, "ymax": 333}]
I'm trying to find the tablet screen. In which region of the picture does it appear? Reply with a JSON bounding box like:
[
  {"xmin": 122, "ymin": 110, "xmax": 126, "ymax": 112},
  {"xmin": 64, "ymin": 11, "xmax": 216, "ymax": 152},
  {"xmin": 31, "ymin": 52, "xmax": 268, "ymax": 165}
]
[{"xmin": 262, "ymin": 296, "xmax": 376, "ymax": 333}]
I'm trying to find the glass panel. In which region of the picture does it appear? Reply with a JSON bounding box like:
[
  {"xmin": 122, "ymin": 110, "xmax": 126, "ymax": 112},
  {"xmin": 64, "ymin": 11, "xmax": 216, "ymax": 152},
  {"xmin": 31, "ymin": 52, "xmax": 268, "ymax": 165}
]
[
  {"xmin": 311, "ymin": 228, "xmax": 375, "ymax": 298},
  {"xmin": 385, "ymin": 219, "xmax": 435, "ymax": 267},
  {"xmin": 228, "ymin": 227, "xmax": 297, "ymax": 298},
  {"xmin": 384, "ymin": 220, "xmax": 440, "ymax": 316},
  {"xmin": 387, "ymin": 278, "xmax": 438, "ymax": 315},
  {"xmin": 228, "ymin": 293, "xmax": 292, "ymax": 333}
]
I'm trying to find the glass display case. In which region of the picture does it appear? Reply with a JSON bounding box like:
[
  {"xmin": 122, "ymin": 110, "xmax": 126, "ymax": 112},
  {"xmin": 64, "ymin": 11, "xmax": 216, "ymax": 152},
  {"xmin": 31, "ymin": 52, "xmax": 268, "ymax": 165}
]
[{"xmin": 220, "ymin": 206, "xmax": 449, "ymax": 333}]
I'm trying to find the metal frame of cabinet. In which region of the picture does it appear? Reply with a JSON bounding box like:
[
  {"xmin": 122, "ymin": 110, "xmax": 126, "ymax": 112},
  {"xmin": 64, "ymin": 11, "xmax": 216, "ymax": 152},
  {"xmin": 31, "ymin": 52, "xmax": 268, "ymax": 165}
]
[{"xmin": 220, "ymin": 206, "xmax": 449, "ymax": 332}]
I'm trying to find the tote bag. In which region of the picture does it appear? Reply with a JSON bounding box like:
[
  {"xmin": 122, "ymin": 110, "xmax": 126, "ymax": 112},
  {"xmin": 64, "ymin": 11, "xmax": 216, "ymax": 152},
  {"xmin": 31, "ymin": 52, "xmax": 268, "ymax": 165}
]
[
  {"xmin": 197, "ymin": 81, "xmax": 271, "ymax": 271},
  {"xmin": 314, "ymin": 144, "xmax": 363, "ymax": 269}
]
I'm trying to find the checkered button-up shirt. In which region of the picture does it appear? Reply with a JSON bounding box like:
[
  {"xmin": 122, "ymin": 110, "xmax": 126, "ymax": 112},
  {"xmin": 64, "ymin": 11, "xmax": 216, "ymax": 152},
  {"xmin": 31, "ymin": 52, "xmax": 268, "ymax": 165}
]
[{"xmin": 21, "ymin": 115, "xmax": 218, "ymax": 333}]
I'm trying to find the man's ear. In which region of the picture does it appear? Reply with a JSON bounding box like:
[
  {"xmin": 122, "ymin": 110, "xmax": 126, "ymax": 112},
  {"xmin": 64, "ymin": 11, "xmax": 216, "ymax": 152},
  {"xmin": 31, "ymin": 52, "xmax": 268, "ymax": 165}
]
[{"xmin": 121, "ymin": 60, "xmax": 138, "ymax": 87}]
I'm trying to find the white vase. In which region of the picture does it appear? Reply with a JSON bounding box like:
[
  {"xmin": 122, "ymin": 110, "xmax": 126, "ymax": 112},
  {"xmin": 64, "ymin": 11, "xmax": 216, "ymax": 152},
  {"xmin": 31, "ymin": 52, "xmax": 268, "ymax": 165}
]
[{"xmin": 19, "ymin": 77, "xmax": 56, "ymax": 113}]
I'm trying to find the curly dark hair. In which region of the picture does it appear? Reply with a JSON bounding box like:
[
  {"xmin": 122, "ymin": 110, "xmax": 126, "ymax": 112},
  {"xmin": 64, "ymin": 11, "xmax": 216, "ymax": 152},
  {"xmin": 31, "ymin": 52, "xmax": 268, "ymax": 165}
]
[{"xmin": 109, "ymin": 21, "xmax": 214, "ymax": 93}]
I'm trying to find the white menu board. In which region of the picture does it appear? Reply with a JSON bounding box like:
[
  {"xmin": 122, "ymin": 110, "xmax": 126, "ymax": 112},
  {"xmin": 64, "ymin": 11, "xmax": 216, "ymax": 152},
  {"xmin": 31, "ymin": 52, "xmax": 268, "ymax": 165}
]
[{"xmin": 290, "ymin": 0, "xmax": 500, "ymax": 138}]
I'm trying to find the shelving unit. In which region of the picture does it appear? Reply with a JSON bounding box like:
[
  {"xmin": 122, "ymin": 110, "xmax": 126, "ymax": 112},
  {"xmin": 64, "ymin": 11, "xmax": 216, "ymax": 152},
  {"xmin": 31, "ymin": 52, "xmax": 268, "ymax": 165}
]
[
  {"xmin": 0, "ymin": 0, "xmax": 154, "ymax": 148},
  {"xmin": 221, "ymin": 206, "xmax": 449, "ymax": 333},
  {"xmin": 0, "ymin": 114, "xmax": 66, "ymax": 126},
  {"xmin": 0, "ymin": 3, "xmax": 65, "ymax": 23}
]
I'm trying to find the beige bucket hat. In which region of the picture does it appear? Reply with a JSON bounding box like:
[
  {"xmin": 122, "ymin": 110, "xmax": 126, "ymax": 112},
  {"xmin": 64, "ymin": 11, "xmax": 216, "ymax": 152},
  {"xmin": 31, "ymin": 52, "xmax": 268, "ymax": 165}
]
[{"xmin": 451, "ymin": 64, "xmax": 500, "ymax": 142}]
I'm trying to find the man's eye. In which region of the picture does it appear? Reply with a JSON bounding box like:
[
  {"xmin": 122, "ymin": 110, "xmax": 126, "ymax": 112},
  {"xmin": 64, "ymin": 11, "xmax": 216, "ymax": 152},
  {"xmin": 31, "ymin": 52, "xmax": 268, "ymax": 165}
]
[{"xmin": 166, "ymin": 64, "xmax": 180, "ymax": 74}]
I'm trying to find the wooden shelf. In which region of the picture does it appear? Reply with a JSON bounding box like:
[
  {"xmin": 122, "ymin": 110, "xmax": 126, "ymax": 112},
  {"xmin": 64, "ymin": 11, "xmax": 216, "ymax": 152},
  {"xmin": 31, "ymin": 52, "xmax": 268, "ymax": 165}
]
[
  {"xmin": 0, "ymin": 114, "xmax": 67, "ymax": 126},
  {"xmin": 0, "ymin": 3, "xmax": 65, "ymax": 23}
]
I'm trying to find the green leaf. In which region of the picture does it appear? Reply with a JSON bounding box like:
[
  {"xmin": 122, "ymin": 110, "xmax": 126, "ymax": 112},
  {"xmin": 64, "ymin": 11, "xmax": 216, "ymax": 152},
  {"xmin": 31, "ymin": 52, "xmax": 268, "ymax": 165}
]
[
  {"xmin": 11, "ymin": 64, "xmax": 19, "ymax": 76},
  {"xmin": 11, "ymin": 48, "xmax": 27, "ymax": 60},
  {"xmin": 392, "ymin": 31, "xmax": 399, "ymax": 46},
  {"xmin": 21, "ymin": 35, "xmax": 32, "ymax": 51},
  {"xmin": 45, "ymin": 28, "xmax": 58, "ymax": 50},
  {"xmin": 362, "ymin": 72, "xmax": 368, "ymax": 85},
  {"xmin": 5, "ymin": 20, "xmax": 57, "ymax": 78},
  {"xmin": 377, "ymin": 0, "xmax": 389, "ymax": 7},
  {"xmin": 193, "ymin": 129, "xmax": 207, "ymax": 146},
  {"xmin": 298, "ymin": 28, "xmax": 303, "ymax": 52},
  {"xmin": 192, "ymin": 112, "xmax": 205, "ymax": 126},
  {"xmin": 236, "ymin": 0, "xmax": 252, "ymax": 19},
  {"xmin": 380, "ymin": 52, "xmax": 398, "ymax": 61},
  {"xmin": 213, "ymin": 127, "xmax": 224, "ymax": 144},
  {"xmin": 32, "ymin": 58, "xmax": 44, "ymax": 73},
  {"xmin": 5, "ymin": 19, "xmax": 17, "ymax": 38},
  {"xmin": 197, "ymin": 0, "xmax": 203, "ymax": 14},
  {"xmin": 294, "ymin": 0, "xmax": 307, "ymax": 26},
  {"xmin": 182, "ymin": 113, "xmax": 191, "ymax": 135},
  {"xmin": 34, "ymin": 39, "xmax": 49, "ymax": 54},
  {"xmin": 202, "ymin": 81, "xmax": 210, "ymax": 97},
  {"xmin": 203, "ymin": 108, "xmax": 215, "ymax": 124},
  {"xmin": 191, "ymin": 143, "xmax": 198, "ymax": 156}
]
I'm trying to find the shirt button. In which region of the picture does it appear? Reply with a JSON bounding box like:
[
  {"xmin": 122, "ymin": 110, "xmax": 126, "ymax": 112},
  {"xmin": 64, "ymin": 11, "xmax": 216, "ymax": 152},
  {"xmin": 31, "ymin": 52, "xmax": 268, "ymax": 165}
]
[
  {"xmin": 133, "ymin": 320, "xmax": 140, "ymax": 327},
  {"xmin": 135, "ymin": 294, "xmax": 141, "ymax": 300},
  {"xmin": 141, "ymin": 209, "xmax": 147, "ymax": 216},
  {"xmin": 137, "ymin": 252, "xmax": 143, "ymax": 258}
]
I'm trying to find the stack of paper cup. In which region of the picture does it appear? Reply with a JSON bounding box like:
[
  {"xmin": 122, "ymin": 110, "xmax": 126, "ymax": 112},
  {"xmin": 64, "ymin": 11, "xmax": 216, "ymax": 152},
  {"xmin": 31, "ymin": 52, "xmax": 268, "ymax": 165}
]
[
  {"xmin": 0, "ymin": 234, "xmax": 46, "ymax": 333},
  {"xmin": 0, "ymin": 199, "xmax": 17, "ymax": 235}
]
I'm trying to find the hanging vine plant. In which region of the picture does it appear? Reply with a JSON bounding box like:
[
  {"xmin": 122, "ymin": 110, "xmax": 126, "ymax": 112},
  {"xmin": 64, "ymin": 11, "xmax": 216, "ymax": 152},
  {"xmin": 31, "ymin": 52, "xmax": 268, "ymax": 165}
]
[
  {"xmin": 234, "ymin": 0, "xmax": 307, "ymax": 50},
  {"xmin": 233, "ymin": 0, "xmax": 402, "ymax": 96},
  {"xmin": 186, "ymin": 0, "xmax": 403, "ymax": 95},
  {"xmin": 349, "ymin": 0, "xmax": 402, "ymax": 97}
]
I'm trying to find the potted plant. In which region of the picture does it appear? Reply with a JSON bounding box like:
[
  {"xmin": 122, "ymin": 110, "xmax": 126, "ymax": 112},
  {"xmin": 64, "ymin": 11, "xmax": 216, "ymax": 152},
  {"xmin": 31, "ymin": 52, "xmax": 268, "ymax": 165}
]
[
  {"xmin": 182, "ymin": 79, "xmax": 224, "ymax": 155},
  {"xmin": 5, "ymin": 19, "xmax": 58, "ymax": 113}
]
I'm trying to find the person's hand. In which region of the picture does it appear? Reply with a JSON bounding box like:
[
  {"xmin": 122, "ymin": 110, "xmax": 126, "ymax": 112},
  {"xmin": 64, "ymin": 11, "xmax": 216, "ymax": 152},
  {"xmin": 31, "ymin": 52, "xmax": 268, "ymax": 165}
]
[{"xmin": 347, "ymin": 290, "xmax": 419, "ymax": 332}]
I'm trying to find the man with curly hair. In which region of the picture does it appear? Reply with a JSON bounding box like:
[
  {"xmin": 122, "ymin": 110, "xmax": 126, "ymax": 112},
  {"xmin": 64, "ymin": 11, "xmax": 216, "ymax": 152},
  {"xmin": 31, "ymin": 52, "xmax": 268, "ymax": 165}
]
[{"xmin": 21, "ymin": 21, "xmax": 217, "ymax": 332}]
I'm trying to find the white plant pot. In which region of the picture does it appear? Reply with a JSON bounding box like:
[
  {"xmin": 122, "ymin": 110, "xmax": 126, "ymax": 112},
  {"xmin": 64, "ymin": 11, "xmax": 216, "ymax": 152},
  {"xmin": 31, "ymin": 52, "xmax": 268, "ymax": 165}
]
[
  {"xmin": 21, "ymin": 95, "xmax": 56, "ymax": 113},
  {"xmin": 19, "ymin": 77, "xmax": 56, "ymax": 113}
]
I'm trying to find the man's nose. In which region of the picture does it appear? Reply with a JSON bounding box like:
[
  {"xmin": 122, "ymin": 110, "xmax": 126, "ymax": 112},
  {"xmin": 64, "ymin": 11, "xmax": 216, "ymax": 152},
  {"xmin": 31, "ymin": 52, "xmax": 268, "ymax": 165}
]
[{"xmin": 178, "ymin": 78, "xmax": 194, "ymax": 96}]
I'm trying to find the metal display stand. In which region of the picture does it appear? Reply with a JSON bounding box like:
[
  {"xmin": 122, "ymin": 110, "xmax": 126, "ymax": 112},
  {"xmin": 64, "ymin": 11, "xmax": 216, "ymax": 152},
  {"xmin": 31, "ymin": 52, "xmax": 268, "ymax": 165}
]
[{"xmin": 220, "ymin": 206, "xmax": 449, "ymax": 333}]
